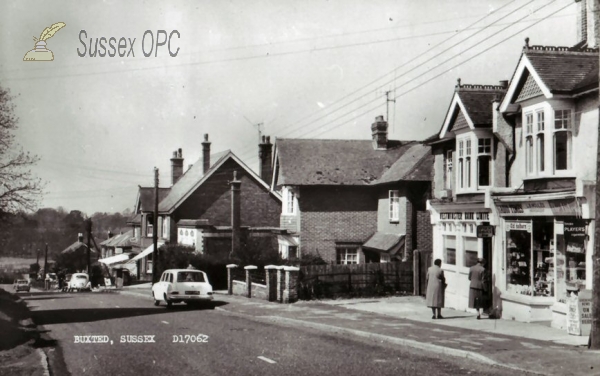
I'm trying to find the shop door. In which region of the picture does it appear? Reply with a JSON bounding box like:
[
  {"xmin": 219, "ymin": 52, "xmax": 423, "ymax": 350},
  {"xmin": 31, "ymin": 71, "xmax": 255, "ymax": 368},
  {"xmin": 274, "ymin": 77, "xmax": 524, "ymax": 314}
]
[{"xmin": 482, "ymin": 237, "xmax": 492, "ymax": 278}]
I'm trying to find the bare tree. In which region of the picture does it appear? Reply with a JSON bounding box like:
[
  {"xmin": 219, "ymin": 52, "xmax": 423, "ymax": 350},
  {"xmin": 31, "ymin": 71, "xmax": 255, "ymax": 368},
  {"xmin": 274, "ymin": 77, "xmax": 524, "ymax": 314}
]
[{"xmin": 0, "ymin": 86, "xmax": 42, "ymax": 220}]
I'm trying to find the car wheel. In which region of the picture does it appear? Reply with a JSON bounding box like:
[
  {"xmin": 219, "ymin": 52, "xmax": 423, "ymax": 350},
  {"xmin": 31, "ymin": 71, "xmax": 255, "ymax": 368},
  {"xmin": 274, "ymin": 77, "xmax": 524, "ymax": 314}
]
[
  {"xmin": 164, "ymin": 294, "xmax": 172, "ymax": 308},
  {"xmin": 153, "ymin": 292, "xmax": 160, "ymax": 306}
]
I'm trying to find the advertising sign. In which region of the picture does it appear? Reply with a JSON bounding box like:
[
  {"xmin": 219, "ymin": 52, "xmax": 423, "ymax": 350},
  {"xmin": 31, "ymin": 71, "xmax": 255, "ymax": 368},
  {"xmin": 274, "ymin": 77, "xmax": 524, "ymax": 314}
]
[
  {"xmin": 476, "ymin": 225, "xmax": 494, "ymax": 238},
  {"xmin": 496, "ymin": 199, "xmax": 580, "ymax": 217}
]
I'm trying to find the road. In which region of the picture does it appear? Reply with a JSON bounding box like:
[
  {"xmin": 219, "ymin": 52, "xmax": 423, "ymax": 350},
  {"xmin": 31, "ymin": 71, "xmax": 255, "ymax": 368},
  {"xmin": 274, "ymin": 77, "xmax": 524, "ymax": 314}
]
[{"xmin": 10, "ymin": 287, "xmax": 519, "ymax": 376}]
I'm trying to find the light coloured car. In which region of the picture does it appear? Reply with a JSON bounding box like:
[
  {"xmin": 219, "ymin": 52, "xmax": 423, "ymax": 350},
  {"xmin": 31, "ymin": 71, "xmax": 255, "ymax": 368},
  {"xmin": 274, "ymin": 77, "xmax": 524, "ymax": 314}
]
[
  {"xmin": 152, "ymin": 269, "xmax": 214, "ymax": 308},
  {"xmin": 67, "ymin": 273, "xmax": 91, "ymax": 292},
  {"xmin": 14, "ymin": 279, "xmax": 30, "ymax": 292}
]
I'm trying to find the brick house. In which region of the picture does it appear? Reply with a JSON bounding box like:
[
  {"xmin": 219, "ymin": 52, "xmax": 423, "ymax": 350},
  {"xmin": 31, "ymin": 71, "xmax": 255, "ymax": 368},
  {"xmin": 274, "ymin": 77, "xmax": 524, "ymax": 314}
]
[{"xmin": 271, "ymin": 116, "xmax": 432, "ymax": 264}]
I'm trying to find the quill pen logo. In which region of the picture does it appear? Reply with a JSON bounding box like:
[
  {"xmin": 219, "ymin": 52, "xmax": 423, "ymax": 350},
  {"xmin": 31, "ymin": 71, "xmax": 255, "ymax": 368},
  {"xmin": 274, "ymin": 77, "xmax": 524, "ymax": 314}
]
[{"xmin": 24, "ymin": 22, "xmax": 66, "ymax": 61}]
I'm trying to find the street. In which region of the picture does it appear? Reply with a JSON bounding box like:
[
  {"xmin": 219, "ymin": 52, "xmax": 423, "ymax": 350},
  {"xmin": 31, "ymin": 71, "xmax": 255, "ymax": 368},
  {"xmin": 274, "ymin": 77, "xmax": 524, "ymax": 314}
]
[{"xmin": 6, "ymin": 286, "xmax": 521, "ymax": 376}]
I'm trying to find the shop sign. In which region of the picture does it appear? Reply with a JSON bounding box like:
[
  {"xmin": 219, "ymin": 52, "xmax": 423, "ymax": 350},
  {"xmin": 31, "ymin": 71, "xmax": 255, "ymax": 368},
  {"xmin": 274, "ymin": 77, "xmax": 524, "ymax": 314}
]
[
  {"xmin": 506, "ymin": 222, "xmax": 532, "ymax": 232},
  {"xmin": 439, "ymin": 212, "xmax": 490, "ymax": 221},
  {"xmin": 476, "ymin": 225, "xmax": 494, "ymax": 238},
  {"xmin": 567, "ymin": 290, "xmax": 592, "ymax": 336},
  {"xmin": 496, "ymin": 198, "xmax": 580, "ymax": 216}
]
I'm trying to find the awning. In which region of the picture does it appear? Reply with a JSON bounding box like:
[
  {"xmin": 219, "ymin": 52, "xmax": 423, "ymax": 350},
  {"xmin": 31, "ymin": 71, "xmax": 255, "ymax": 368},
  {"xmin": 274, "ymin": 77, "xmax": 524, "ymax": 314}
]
[
  {"xmin": 127, "ymin": 242, "xmax": 163, "ymax": 263},
  {"xmin": 98, "ymin": 254, "xmax": 130, "ymax": 265},
  {"xmin": 362, "ymin": 232, "xmax": 405, "ymax": 256},
  {"xmin": 277, "ymin": 235, "xmax": 299, "ymax": 246}
]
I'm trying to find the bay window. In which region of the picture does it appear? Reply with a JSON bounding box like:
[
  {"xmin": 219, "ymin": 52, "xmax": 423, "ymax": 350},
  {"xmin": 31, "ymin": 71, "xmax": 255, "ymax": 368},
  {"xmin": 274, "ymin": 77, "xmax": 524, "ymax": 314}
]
[
  {"xmin": 477, "ymin": 138, "xmax": 491, "ymax": 187},
  {"xmin": 458, "ymin": 140, "xmax": 464, "ymax": 189},
  {"xmin": 536, "ymin": 111, "xmax": 545, "ymax": 172},
  {"xmin": 525, "ymin": 113, "xmax": 534, "ymax": 174},
  {"xmin": 444, "ymin": 150, "xmax": 453, "ymax": 190},
  {"xmin": 554, "ymin": 109, "xmax": 571, "ymax": 171}
]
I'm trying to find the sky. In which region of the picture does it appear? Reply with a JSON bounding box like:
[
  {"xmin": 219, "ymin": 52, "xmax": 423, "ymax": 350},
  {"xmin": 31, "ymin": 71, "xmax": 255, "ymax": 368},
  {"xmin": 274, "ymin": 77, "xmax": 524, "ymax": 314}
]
[{"xmin": 0, "ymin": 0, "xmax": 580, "ymax": 216}]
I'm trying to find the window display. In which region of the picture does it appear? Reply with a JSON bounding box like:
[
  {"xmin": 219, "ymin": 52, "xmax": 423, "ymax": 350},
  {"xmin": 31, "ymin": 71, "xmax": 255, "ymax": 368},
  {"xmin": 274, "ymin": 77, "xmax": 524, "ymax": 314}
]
[
  {"xmin": 564, "ymin": 220, "xmax": 587, "ymax": 295},
  {"xmin": 506, "ymin": 222, "xmax": 532, "ymax": 295}
]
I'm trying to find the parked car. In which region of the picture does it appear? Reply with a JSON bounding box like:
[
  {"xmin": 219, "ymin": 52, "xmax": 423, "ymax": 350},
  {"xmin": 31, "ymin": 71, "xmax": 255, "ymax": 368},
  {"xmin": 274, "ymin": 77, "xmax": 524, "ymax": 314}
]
[
  {"xmin": 66, "ymin": 273, "xmax": 91, "ymax": 292},
  {"xmin": 14, "ymin": 279, "xmax": 31, "ymax": 293},
  {"xmin": 152, "ymin": 269, "xmax": 214, "ymax": 308}
]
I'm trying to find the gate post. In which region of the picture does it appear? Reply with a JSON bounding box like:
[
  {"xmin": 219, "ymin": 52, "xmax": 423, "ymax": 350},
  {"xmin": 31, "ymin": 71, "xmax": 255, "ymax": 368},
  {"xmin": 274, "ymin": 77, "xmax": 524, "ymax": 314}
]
[
  {"xmin": 413, "ymin": 249, "xmax": 421, "ymax": 296},
  {"xmin": 226, "ymin": 264, "xmax": 238, "ymax": 295},
  {"xmin": 244, "ymin": 265, "xmax": 257, "ymax": 298}
]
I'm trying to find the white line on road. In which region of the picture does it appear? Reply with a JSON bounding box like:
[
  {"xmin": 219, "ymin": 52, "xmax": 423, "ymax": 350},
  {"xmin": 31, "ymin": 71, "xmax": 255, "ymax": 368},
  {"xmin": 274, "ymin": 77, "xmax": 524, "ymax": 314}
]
[
  {"xmin": 257, "ymin": 356, "xmax": 276, "ymax": 364},
  {"xmin": 162, "ymin": 321, "xmax": 169, "ymax": 324}
]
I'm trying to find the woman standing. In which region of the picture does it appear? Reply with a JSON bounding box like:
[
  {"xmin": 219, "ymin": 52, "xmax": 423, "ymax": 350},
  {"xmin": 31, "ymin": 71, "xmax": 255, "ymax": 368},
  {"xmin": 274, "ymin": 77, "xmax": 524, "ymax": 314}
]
[
  {"xmin": 426, "ymin": 259, "xmax": 446, "ymax": 319},
  {"xmin": 468, "ymin": 258, "xmax": 486, "ymax": 319}
]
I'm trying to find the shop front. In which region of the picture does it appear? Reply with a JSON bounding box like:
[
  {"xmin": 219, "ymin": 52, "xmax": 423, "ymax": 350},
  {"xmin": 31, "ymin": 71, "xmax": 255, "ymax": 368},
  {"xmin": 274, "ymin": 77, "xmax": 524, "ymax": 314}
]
[
  {"xmin": 428, "ymin": 201, "xmax": 494, "ymax": 312},
  {"xmin": 493, "ymin": 195, "xmax": 593, "ymax": 328}
]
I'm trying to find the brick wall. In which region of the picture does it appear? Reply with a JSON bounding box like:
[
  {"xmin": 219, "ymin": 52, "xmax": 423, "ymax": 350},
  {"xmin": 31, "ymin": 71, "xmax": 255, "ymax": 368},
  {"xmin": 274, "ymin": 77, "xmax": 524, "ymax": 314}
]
[
  {"xmin": 299, "ymin": 186, "xmax": 378, "ymax": 263},
  {"xmin": 416, "ymin": 211, "xmax": 432, "ymax": 253},
  {"xmin": 172, "ymin": 158, "xmax": 281, "ymax": 228}
]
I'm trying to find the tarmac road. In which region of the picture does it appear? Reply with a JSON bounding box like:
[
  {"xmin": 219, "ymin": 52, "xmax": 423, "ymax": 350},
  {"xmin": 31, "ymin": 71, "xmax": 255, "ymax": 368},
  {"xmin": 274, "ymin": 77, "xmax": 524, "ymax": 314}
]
[{"xmin": 19, "ymin": 289, "xmax": 520, "ymax": 376}]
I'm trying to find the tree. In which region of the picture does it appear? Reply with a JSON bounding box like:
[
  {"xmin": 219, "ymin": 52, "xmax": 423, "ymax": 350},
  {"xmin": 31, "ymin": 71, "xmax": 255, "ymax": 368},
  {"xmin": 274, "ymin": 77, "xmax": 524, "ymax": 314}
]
[{"xmin": 0, "ymin": 86, "xmax": 42, "ymax": 221}]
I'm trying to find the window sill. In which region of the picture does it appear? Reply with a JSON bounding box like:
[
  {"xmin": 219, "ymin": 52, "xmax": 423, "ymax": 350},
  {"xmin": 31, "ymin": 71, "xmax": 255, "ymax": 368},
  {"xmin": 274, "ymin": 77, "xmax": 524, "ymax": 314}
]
[{"xmin": 524, "ymin": 174, "xmax": 576, "ymax": 180}]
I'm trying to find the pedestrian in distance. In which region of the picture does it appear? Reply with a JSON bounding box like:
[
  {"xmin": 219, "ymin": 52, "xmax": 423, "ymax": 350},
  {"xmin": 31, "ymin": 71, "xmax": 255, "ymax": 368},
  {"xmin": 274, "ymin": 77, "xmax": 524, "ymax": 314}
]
[
  {"xmin": 426, "ymin": 258, "xmax": 446, "ymax": 319},
  {"xmin": 469, "ymin": 258, "xmax": 486, "ymax": 319}
]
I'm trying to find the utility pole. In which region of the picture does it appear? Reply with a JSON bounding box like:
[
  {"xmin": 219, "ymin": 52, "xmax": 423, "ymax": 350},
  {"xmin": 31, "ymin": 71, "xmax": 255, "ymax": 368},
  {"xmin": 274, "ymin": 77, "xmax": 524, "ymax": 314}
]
[
  {"xmin": 152, "ymin": 167, "xmax": 159, "ymax": 284},
  {"xmin": 43, "ymin": 243, "xmax": 48, "ymax": 290},
  {"xmin": 86, "ymin": 219, "xmax": 92, "ymax": 275},
  {"xmin": 590, "ymin": 0, "xmax": 600, "ymax": 350},
  {"xmin": 385, "ymin": 90, "xmax": 396, "ymax": 133}
]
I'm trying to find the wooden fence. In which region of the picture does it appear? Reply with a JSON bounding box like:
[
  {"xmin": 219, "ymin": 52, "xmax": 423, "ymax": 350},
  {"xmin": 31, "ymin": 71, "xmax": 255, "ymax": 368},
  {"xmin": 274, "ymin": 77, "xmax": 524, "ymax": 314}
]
[{"xmin": 298, "ymin": 262, "xmax": 413, "ymax": 300}]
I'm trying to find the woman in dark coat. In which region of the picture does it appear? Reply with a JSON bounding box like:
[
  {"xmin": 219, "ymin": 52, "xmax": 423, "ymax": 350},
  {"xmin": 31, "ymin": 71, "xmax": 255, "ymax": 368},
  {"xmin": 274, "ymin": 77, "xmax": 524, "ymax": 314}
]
[
  {"xmin": 426, "ymin": 259, "xmax": 446, "ymax": 319},
  {"xmin": 468, "ymin": 258, "xmax": 486, "ymax": 319}
]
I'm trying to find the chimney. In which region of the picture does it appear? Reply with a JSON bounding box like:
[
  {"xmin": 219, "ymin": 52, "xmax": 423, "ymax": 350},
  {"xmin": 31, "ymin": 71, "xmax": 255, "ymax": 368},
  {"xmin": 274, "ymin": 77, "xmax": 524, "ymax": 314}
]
[
  {"xmin": 108, "ymin": 230, "xmax": 114, "ymax": 239},
  {"xmin": 202, "ymin": 134, "xmax": 211, "ymax": 174},
  {"xmin": 371, "ymin": 115, "xmax": 388, "ymax": 150},
  {"xmin": 78, "ymin": 233, "xmax": 84, "ymax": 242},
  {"xmin": 230, "ymin": 171, "xmax": 241, "ymax": 258},
  {"xmin": 258, "ymin": 135, "xmax": 273, "ymax": 184},
  {"xmin": 170, "ymin": 148, "xmax": 184, "ymax": 185},
  {"xmin": 499, "ymin": 80, "xmax": 508, "ymax": 89},
  {"xmin": 576, "ymin": 0, "xmax": 588, "ymax": 44}
]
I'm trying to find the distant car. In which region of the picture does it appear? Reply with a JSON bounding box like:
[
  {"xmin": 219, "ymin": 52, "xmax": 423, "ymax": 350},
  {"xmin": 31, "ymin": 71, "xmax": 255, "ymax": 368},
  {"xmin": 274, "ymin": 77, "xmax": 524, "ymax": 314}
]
[
  {"xmin": 66, "ymin": 273, "xmax": 91, "ymax": 292},
  {"xmin": 14, "ymin": 279, "xmax": 30, "ymax": 293},
  {"xmin": 152, "ymin": 269, "xmax": 213, "ymax": 308}
]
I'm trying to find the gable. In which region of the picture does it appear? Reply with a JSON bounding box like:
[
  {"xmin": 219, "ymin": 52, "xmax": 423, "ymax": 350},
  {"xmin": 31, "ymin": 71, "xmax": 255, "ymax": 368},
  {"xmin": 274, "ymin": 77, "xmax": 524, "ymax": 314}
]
[
  {"xmin": 515, "ymin": 71, "xmax": 543, "ymax": 102},
  {"xmin": 451, "ymin": 108, "xmax": 470, "ymax": 132}
]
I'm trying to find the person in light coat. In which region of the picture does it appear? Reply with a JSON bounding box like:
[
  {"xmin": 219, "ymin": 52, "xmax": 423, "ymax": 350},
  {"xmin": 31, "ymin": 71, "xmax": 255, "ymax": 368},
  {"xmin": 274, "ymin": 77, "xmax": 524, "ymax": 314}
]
[{"xmin": 426, "ymin": 258, "xmax": 446, "ymax": 319}]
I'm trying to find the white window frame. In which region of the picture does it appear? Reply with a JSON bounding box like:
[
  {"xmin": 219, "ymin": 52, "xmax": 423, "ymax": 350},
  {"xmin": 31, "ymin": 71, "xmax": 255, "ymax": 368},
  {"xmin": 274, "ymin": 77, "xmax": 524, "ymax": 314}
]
[
  {"xmin": 146, "ymin": 216, "xmax": 153, "ymax": 237},
  {"xmin": 477, "ymin": 138, "xmax": 492, "ymax": 188},
  {"xmin": 283, "ymin": 187, "xmax": 296, "ymax": 215},
  {"xmin": 444, "ymin": 150, "xmax": 453, "ymax": 190},
  {"xmin": 337, "ymin": 248, "xmax": 359, "ymax": 265},
  {"xmin": 389, "ymin": 190, "xmax": 400, "ymax": 222},
  {"xmin": 553, "ymin": 109, "xmax": 572, "ymax": 172}
]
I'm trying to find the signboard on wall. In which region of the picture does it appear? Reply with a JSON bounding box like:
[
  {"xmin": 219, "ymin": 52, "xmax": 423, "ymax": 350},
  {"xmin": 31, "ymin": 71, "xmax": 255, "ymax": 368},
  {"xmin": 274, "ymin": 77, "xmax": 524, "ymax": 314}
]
[
  {"xmin": 496, "ymin": 198, "xmax": 580, "ymax": 216},
  {"xmin": 567, "ymin": 290, "xmax": 592, "ymax": 336},
  {"xmin": 439, "ymin": 212, "xmax": 490, "ymax": 221},
  {"xmin": 477, "ymin": 225, "xmax": 494, "ymax": 238}
]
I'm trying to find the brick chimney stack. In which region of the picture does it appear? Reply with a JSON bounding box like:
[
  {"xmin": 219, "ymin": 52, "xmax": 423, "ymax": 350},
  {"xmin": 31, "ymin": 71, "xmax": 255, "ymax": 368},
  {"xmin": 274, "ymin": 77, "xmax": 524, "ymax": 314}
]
[
  {"xmin": 202, "ymin": 134, "xmax": 211, "ymax": 174},
  {"xmin": 230, "ymin": 171, "xmax": 242, "ymax": 258},
  {"xmin": 258, "ymin": 135, "xmax": 273, "ymax": 184},
  {"xmin": 371, "ymin": 115, "xmax": 388, "ymax": 150},
  {"xmin": 575, "ymin": 0, "xmax": 599, "ymax": 47},
  {"xmin": 170, "ymin": 148, "xmax": 184, "ymax": 185}
]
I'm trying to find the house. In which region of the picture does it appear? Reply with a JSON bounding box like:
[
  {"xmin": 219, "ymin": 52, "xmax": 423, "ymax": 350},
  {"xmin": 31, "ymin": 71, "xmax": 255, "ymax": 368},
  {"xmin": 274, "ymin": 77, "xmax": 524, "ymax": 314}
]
[
  {"xmin": 127, "ymin": 134, "xmax": 282, "ymax": 275},
  {"xmin": 491, "ymin": 38, "xmax": 598, "ymax": 327},
  {"xmin": 425, "ymin": 80, "xmax": 509, "ymax": 310},
  {"xmin": 98, "ymin": 230, "xmax": 136, "ymax": 280},
  {"xmin": 271, "ymin": 115, "xmax": 433, "ymax": 264}
]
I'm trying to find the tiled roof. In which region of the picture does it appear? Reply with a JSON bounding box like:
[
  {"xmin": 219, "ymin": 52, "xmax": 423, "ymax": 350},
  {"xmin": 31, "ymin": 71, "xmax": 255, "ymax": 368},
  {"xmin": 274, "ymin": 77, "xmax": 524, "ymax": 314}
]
[
  {"xmin": 363, "ymin": 232, "xmax": 405, "ymax": 253},
  {"xmin": 62, "ymin": 241, "xmax": 97, "ymax": 254},
  {"xmin": 100, "ymin": 230, "xmax": 134, "ymax": 247},
  {"xmin": 456, "ymin": 87, "xmax": 505, "ymax": 126},
  {"xmin": 373, "ymin": 143, "xmax": 432, "ymax": 184},
  {"xmin": 524, "ymin": 46, "xmax": 599, "ymax": 94},
  {"xmin": 276, "ymin": 139, "xmax": 428, "ymax": 186},
  {"xmin": 138, "ymin": 187, "xmax": 171, "ymax": 212},
  {"xmin": 127, "ymin": 213, "xmax": 141, "ymax": 225},
  {"xmin": 158, "ymin": 150, "xmax": 230, "ymax": 213}
]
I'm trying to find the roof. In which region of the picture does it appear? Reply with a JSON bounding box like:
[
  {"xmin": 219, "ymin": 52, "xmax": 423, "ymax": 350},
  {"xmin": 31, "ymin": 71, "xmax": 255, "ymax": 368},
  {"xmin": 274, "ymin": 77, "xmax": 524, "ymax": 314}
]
[
  {"xmin": 373, "ymin": 143, "xmax": 433, "ymax": 184},
  {"xmin": 127, "ymin": 213, "xmax": 141, "ymax": 225},
  {"xmin": 276, "ymin": 139, "xmax": 430, "ymax": 186},
  {"xmin": 62, "ymin": 241, "xmax": 97, "ymax": 254},
  {"xmin": 524, "ymin": 46, "xmax": 598, "ymax": 94},
  {"xmin": 158, "ymin": 150, "xmax": 230, "ymax": 213},
  {"xmin": 362, "ymin": 232, "xmax": 405, "ymax": 254},
  {"xmin": 138, "ymin": 187, "xmax": 171, "ymax": 212},
  {"xmin": 100, "ymin": 230, "xmax": 134, "ymax": 248}
]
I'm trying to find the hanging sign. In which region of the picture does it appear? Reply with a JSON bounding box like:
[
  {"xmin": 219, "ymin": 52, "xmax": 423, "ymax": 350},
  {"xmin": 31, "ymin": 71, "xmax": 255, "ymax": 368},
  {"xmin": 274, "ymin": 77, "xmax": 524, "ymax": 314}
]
[{"xmin": 476, "ymin": 225, "xmax": 494, "ymax": 238}]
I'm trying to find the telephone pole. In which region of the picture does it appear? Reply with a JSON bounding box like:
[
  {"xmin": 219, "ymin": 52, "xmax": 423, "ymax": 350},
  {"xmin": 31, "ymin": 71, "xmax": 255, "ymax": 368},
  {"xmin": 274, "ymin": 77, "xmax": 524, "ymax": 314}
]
[
  {"xmin": 385, "ymin": 90, "xmax": 396, "ymax": 132},
  {"xmin": 86, "ymin": 219, "xmax": 92, "ymax": 275},
  {"xmin": 152, "ymin": 167, "xmax": 159, "ymax": 284},
  {"xmin": 590, "ymin": 0, "xmax": 600, "ymax": 350}
]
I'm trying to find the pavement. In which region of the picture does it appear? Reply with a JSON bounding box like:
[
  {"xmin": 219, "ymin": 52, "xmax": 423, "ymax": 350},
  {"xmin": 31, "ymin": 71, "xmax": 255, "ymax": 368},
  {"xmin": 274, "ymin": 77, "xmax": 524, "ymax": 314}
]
[{"xmin": 118, "ymin": 284, "xmax": 600, "ymax": 376}]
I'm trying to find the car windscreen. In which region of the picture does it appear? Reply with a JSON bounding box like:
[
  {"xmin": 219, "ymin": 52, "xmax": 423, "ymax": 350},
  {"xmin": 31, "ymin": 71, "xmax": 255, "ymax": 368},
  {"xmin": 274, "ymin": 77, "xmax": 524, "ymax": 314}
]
[
  {"xmin": 75, "ymin": 276, "xmax": 87, "ymax": 279},
  {"xmin": 177, "ymin": 272, "xmax": 205, "ymax": 283}
]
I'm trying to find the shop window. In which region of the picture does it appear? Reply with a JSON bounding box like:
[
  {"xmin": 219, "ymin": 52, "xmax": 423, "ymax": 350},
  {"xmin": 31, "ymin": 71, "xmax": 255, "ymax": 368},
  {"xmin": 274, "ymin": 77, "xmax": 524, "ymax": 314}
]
[
  {"xmin": 563, "ymin": 220, "xmax": 587, "ymax": 299},
  {"xmin": 443, "ymin": 235, "xmax": 456, "ymax": 265},
  {"xmin": 463, "ymin": 237, "xmax": 478, "ymax": 268}
]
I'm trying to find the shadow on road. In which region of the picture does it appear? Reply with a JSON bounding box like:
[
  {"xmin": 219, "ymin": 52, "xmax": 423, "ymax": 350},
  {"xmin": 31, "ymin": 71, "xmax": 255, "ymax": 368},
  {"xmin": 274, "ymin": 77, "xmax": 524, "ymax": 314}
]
[
  {"xmin": 31, "ymin": 301, "xmax": 229, "ymax": 325},
  {"xmin": 22, "ymin": 296, "xmax": 74, "ymax": 301}
]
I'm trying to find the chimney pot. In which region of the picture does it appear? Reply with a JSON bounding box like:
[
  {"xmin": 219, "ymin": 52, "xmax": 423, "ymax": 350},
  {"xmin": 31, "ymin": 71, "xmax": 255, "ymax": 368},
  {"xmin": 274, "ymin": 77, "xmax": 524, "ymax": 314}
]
[
  {"xmin": 499, "ymin": 80, "xmax": 508, "ymax": 89},
  {"xmin": 258, "ymin": 135, "xmax": 274, "ymax": 183},
  {"xmin": 371, "ymin": 116, "xmax": 389, "ymax": 150},
  {"xmin": 170, "ymin": 148, "xmax": 184, "ymax": 185},
  {"xmin": 266, "ymin": 136, "xmax": 270, "ymax": 144}
]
